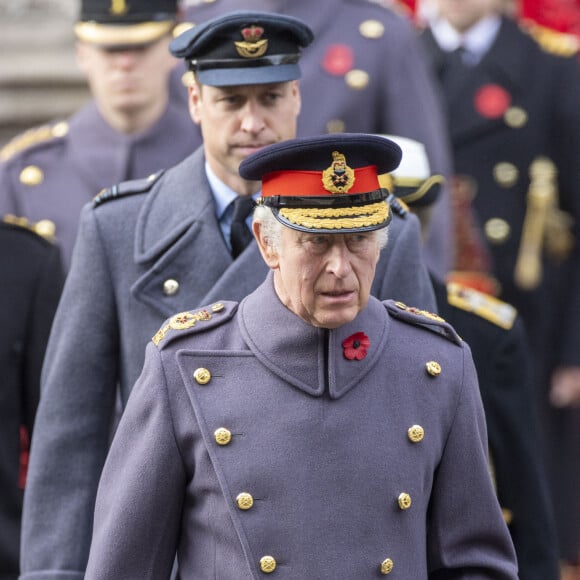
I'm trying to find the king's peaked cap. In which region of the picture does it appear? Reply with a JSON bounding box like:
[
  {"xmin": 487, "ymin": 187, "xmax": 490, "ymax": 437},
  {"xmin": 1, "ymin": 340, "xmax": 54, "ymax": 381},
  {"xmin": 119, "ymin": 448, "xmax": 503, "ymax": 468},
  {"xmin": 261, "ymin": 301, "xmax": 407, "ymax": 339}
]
[
  {"xmin": 240, "ymin": 133, "xmax": 402, "ymax": 234},
  {"xmin": 170, "ymin": 11, "xmax": 313, "ymax": 86}
]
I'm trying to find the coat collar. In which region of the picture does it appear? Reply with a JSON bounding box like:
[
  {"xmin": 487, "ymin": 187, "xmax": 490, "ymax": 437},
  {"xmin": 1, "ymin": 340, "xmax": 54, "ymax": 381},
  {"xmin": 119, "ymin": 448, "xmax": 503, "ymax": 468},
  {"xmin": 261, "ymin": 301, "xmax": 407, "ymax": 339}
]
[{"xmin": 238, "ymin": 273, "xmax": 391, "ymax": 399}]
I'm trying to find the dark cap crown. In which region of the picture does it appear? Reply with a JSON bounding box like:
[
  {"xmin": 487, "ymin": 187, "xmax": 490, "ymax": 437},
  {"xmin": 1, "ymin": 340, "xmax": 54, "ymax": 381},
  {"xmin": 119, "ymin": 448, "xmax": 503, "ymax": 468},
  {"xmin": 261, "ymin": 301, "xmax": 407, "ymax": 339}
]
[
  {"xmin": 79, "ymin": 0, "xmax": 177, "ymax": 24},
  {"xmin": 170, "ymin": 11, "xmax": 313, "ymax": 86},
  {"xmin": 240, "ymin": 134, "xmax": 402, "ymax": 234}
]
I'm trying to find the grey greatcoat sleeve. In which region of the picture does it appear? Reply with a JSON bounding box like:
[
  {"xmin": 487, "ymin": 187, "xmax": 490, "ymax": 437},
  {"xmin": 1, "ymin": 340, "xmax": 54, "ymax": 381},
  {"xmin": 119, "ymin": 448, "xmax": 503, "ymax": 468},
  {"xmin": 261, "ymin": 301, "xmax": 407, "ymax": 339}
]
[
  {"xmin": 86, "ymin": 345, "xmax": 186, "ymax": 579},
  {"xmin": 20, "ymin": 206, "xmax": 120, "ymax": 579}
]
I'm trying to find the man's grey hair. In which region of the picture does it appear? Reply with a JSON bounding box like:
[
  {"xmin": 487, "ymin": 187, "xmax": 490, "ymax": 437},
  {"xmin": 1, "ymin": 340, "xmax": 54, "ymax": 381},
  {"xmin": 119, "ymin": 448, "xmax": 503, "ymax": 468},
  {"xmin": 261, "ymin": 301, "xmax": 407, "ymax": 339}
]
[{"xmin": 253, "ymin": 205, "xmax": 389, "ymax": 252}]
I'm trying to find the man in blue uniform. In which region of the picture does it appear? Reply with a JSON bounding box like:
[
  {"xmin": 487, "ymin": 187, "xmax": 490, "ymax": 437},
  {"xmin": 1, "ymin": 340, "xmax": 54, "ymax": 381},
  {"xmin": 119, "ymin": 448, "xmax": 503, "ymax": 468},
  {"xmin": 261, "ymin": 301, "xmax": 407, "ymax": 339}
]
[
  {"xmin": 84, "ymin": 133, "xmax": 517, "ymax": 579},
  {"xmin": 20, "ymin": 12, "xmax": 436, "ymax": 579},
  {"xmin": 420, "ymin": 0, "xmax": 580, "ymax": 567},
  {"xmin": 0, "ymin": 0, "xmax": 195, "ymax": 269},
  {"xmin": 177, "ymin": 0, "xmax": 454, "ymax": 279}
]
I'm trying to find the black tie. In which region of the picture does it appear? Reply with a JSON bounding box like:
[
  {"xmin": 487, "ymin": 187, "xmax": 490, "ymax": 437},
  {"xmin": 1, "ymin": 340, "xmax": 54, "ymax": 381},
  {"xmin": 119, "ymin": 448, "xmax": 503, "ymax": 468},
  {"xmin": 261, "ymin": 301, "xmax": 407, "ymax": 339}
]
[{"xmin": 229, "ymin": 196, "xmax": 255, "ymax": 258}]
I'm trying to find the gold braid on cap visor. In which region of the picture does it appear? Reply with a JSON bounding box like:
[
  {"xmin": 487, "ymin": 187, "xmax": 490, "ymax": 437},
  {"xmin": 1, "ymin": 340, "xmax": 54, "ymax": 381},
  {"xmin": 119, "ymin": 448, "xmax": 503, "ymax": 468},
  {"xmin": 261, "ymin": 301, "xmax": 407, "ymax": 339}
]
[{"xmin": 279, "ymin": 201, "xmax": 389, "ymax": 230}]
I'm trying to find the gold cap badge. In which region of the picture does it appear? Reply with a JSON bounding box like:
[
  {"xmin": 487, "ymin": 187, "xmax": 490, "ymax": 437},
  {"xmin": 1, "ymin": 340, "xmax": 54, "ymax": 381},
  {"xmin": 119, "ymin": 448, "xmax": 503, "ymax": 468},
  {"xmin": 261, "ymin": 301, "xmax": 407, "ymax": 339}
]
[
  {"xmin": 322, "ymin": 150, "xmax": 355, "ymax": 194},
  {"xmin": 235, "ymin": 26, "xmax": 268, "ymax": 58}
]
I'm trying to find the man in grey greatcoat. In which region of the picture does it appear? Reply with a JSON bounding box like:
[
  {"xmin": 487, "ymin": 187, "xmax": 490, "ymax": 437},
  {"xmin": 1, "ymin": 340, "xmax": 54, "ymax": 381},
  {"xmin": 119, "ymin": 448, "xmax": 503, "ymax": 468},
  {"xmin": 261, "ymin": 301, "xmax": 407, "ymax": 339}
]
[
  {"xmin": 85, "ymin": 133, "xmax": 518, "ymax": 579},
  {"xmin": 20, "ymin": 12, "xmax": 436, "ymax": 580}
]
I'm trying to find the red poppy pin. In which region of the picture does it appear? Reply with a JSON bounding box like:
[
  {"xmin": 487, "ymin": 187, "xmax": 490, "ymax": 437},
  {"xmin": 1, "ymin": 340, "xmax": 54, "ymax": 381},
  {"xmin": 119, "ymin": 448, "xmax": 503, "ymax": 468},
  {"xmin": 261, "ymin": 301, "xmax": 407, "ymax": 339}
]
[
  {"xmin": 342, "ymin": 332, "xmax": 370, "ymax": 360},
  {"xmin": 322, "ymin": 44, "xmax": 354, "ymax": 76},
  {"xmin": 474, "ymin": 84, "xmax": 511, "ymax": 119}
]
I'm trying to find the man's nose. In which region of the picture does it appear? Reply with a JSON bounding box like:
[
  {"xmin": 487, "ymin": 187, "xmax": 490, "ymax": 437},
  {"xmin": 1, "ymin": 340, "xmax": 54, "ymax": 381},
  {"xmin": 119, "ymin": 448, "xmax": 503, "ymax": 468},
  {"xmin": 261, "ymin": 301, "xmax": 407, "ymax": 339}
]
[
  {"xmin": 326, "ymin": 241, "xmax": 353, "ymax": 277},
  {"xmin": 240, "ymin": 102, "xmax": 266, "ymax": 133}
]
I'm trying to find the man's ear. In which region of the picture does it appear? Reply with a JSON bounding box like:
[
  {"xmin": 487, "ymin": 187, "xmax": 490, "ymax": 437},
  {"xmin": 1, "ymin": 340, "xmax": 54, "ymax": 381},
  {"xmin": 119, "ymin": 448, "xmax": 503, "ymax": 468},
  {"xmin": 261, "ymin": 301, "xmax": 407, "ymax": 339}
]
[
  {"xmin": 188, "ymin": 83, "xmax": 202, "ymax": 125},
  {"xmin": 253, "ymin": 220, "xmax": 280, "ymax": 270}
]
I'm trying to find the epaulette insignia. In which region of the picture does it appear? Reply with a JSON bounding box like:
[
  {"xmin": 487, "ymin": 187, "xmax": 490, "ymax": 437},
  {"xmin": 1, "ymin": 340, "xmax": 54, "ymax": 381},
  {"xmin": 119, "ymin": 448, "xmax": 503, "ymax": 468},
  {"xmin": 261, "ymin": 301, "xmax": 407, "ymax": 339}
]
[
  {"xmin": 525, "ymin": 22, "xmax": 580, "ymax": 57},
  {"xmin": 385, "ymin": 300, "xmax": 462, "ymax": 345},
  {"xmin": 2, "ymin": 214, "xmax": 56, "ymax": 242},
  {"xmin": 93, "ymin": 170, "xmax": 165, "ymax": 207},
  {"xmin": 152, "ymin": 301, "xmax": 236, "ymax": 348},
  {"xmin": 0, "ymin": 121, "xmax": 69, "ymax": 162},
  {"xmin": 447, "ymin": 282, "xmax": 517, "ymax": 330}
]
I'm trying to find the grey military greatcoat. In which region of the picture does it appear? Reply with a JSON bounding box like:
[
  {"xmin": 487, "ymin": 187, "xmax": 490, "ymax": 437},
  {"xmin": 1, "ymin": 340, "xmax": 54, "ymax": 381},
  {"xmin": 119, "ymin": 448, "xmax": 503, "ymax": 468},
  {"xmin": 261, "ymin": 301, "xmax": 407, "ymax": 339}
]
[
  {"xmin": 85, "ymin": 275, "xmax": 518, "ymax": 579},
  {"xmin": 20, "ymin": 146, "xmax": 435, "ymax": 579}
]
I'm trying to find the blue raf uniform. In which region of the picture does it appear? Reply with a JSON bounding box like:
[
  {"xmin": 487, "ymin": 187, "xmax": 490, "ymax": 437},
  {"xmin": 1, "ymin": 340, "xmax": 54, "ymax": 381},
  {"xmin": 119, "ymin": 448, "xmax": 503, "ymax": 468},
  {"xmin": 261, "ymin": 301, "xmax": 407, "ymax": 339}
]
[
  {"xmin": 177, "ymin": 0, "xmax": 454, "ymax": 278},
  {"xmin": 20, "ymin": 16, "xmax": 437, "ymax": 580},
  {"xmin": 85, "ymin": 132, "xmax": 516, "ymax": 578}
]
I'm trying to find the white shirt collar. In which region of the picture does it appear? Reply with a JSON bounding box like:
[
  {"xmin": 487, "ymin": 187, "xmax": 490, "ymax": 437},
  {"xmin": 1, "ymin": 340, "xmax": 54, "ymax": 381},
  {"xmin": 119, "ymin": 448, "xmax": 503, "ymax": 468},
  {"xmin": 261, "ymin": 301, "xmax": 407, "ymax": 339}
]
[{"xmin": 431, "ymin": 14, "xmax": 501, "ymax": 63}]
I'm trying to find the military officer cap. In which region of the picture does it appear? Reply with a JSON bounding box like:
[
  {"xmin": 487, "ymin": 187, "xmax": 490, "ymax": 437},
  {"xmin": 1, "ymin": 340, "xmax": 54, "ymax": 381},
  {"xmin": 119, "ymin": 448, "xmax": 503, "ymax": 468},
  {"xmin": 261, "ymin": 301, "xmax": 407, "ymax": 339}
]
[
  {"xmin": 74, "ymin": 0, "xmax": 178, "ymax": 47},
  {"xmin": 239, "ymin": 133, "xmax": 402, "ymax": 234},
  {"xmin": 169, "ymin": 11, "xmax": 314, "ymax": 87},
  {"xmin": 377, "ymin": 135, "xmax": 444, "ymax": 208}
]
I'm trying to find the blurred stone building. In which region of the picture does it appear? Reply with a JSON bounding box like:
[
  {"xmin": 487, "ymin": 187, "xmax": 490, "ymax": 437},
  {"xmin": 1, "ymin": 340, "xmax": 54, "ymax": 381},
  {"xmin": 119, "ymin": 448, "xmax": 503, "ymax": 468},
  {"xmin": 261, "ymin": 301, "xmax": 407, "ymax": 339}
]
[{"xmin": 0, "ymin": 0, "xmax": 90, "ymax": 147}]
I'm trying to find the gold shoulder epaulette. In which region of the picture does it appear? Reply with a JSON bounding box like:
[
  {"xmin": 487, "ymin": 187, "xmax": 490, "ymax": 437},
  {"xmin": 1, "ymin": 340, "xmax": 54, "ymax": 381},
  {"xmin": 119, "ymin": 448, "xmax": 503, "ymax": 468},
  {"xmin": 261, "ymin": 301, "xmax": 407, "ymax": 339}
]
[
  {"xmin": 152, "ymin": 302, "xmax": 236, "ymax": 348},
  {"xmin": 2, "ymin": 214, "xmax": 56, "ymax": 242},
  {"xmin": 0, "ymin": 121, "xmax": 69, "ymax": 162},
  {"xmin": 447, "ymin": 282, "xmax": 517, "ymax": 330},
  {"xmin": 525, "ymin": 22, "xmax": 580, "ymax": 57},
  {"xmin": 385, "ymin": 300, "xmax": 463, "ymax": 346}
]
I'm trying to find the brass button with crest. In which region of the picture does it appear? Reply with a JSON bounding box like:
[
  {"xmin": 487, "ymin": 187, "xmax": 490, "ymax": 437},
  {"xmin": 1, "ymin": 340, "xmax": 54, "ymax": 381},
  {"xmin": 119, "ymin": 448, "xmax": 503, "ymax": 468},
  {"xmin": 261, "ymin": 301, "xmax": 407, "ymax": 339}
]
[
  {"xmin": 163, "ymin": 279, "xmax": 180, "ymax": 296},
  {"xmin": 193, "ymin": 368, "xmax": 211, "ymax": 385},
  {"xmin": 259, "ymin": 555, "xmax": 277, "ymax": 573},
  {"xmin": 426, "ymin": 361, "xmax": 441, "ymax": 377},
  {"xmin": 212, "ymin": 302, "xmax": 224, "ymax": 312},
  {"xmin": 214, "ymin": 428, "xmax": 232, "ymax": 446},
  {"xmin": 381, "ymin": 558, "xmax": 394, "ymax": 574},
  {"xmin": 493, "ymin": 162, "xmax": 519, "ymax": 187},
  {"xmin": 398, "ymin": 492, "xmax": 412, "ymax": 510},
  {"xmin": 504, "ymin": 106, "xmax": 528, "ymax": 128},
  {"xmin": 345, "ymin": 69, "xmax": 369, "ymax": 90},
  {"xmin": 236, "ymin": 492, "xmax": 254, "ymax": 510},
  {"xmin": 19, "ymin": 165, "xmax": 44, "ymax": 186},
  {"xmin": 485, "ymin": 218, "xmax": 511, "ymax": 244},
  {"xmin": 408, "ymin": 425, "xmax": 424, "ymax": 443},
  {"xmin": 359, "ymin": 19, "xmax": 385, "ymax": 39}
]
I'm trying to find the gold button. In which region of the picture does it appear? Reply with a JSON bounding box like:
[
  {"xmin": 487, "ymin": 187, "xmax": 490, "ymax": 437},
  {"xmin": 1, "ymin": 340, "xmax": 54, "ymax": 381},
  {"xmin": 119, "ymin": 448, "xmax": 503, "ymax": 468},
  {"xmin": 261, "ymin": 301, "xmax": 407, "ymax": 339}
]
[
  {"xmin": 34, "ymin": 219, "xmax": 56, "ymax": 241},
  {"xmin": 504, "ymin": 106, "xmax": 528, "ymax": 128},
  {"xmin": 259, "ymin": 555, "xmax": 276, "ymax": 573},
  {"xmin": 493, "ymin": 162, "xmax": 519, "ymax": 187},
  {"xmin": 345, "ymin": 69, "xmax": 369, "ymax": 90},
  {"xmin": 163, "ymin": 279, "xmax": 180, "ymax": 296},
  {"xmin": 395, "ymin": 301, "xmax": 406, "ymax": 310},
  {"xmin": 426, "ymin": 361, "xmax": 441, "ymax": 377},
  {"xmin": 484, "ymin": 218, "xmax": 511, "ymax": 244},
  {"xmin": 214, "ymin": 428, "xmax": 232, "ymax": 446},
  {"xmin": 381, "ymin": 558, "xmax": 394, "ymax": 574},
  {"xmin": 359, "ymin": 19, "xmax": 385, "ymax": 39},
  {"xmin": 193, "ymin": 368, "xmax": 211, "ymax": 385},
  {"xmin": 181, "ymin": 71, "xmax": 195, "ymax": 87},
  {"xmin": 398, "ymin": 492, "xmax": 412, "ymax": 510},
  {"xmin": 212, "ymin": 302, "xmax": 224, "ymax": 312},
  {"xmin": 52, "ymin": 121, "xmax": 69, "ymax": 137},
  {"xmin": 19, "ymin": 165, "xmax": 44, "ymax": 186},
  {"xmin": 236, "ymin": 492, "xmax": 254, "ymax": 510},
  {"xmin": 408, "ymin": 425, "xmax": 424, "ymax": 443}
]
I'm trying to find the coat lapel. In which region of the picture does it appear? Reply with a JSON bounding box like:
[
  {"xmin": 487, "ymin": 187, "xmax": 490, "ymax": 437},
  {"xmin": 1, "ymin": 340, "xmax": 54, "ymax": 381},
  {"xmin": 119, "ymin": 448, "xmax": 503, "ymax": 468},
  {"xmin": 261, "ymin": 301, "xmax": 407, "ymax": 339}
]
[{"xmin": 132, "ymin": 149, "xmax": 234, "ymax": 317}]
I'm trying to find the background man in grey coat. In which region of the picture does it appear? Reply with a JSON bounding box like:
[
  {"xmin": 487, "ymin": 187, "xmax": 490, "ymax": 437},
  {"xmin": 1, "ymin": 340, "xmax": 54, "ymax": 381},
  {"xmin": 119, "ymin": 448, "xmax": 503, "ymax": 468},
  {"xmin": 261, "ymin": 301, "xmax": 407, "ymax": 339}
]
[
  {"xmin": 0, "ymin": 0, "xmax": 195, "ymax": 270},
  {"xmin": 85, "ymin": 133, "xmax": 517, "ymax": 579},
  {"xmin": 20, "ymin": 12, "xmax": 436, "ymax": 579}
]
